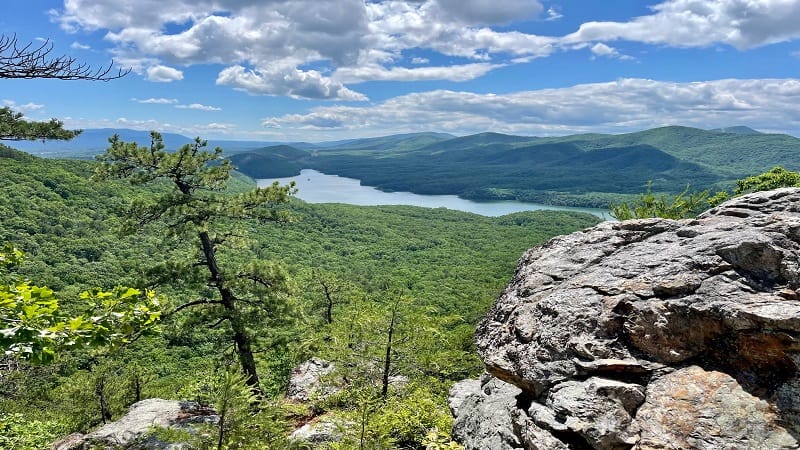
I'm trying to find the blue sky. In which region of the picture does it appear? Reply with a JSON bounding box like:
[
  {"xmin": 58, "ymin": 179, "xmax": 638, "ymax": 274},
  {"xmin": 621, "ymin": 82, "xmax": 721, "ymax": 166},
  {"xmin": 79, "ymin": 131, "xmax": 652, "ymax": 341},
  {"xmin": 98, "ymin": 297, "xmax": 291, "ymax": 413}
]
[{"xmin": 3, "ymin": 0, "xmax": 800, "ymax": 141}]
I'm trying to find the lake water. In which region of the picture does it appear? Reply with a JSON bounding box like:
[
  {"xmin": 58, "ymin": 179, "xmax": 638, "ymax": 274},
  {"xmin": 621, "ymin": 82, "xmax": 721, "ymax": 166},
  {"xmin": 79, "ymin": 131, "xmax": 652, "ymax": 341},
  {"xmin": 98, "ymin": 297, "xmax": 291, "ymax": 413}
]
[{"xmin": 257, "ymin": 169, "xmax": 610, "ymax": 219}]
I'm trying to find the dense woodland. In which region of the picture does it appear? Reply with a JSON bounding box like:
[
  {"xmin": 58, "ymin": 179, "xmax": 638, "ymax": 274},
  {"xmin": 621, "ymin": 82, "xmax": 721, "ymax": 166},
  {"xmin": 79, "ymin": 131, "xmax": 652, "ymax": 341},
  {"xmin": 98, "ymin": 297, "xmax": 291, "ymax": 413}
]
[
  {"xmin": 225, "ymin": 126, "xmax": 800, "ymax": 207},
  {"xmin": 0, "ymin": 142, "xmax": 599, "ymax": 448}
]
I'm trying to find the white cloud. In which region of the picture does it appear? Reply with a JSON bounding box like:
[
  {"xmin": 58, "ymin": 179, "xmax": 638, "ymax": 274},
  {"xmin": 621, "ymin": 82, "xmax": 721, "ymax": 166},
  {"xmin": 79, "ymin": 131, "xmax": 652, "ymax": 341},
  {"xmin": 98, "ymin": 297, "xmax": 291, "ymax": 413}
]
[
  {"xmin": 52, "ymin": 0, "xmax": 555, "ymax": 99},
  {"xmin": 134, "ymin": 97, "xmax": 179, "ymax": 104},
  {"xmin": 364, "ymin": 2, "xmax": 556, "ymax": 60},
  {"xmin": 70, "ymin": 41, "xmax": 91, "ymax": 50},
  {"xmin": 433, "ymin": 0, "xmax": 543, "ymax": 25},
  {"xmin": 334, "ymin": 62, "xmax": 503, "ymax": 83},
  {"xmin": 49, "ymin": 0, "xmax": 800, "ymax": 103},
  {"xmin": 146, "ymin": 65, "xmax": 184, "ymax": 82},
  {"xmin": 175, "ymin": 103, "xmax": 222, "ymax": 111},
  {"xmin": 589, "ymin": 42, "xmax": 632, "ymax": 60},
  {"xmin": 590, "ymin": 43, "xmax": 616, "ymax": 57},
  {"xmin": 562, "ymin": 0, "xmax": 800, "ymax": 50},
  {"xmin": 259, "ymin": 78, "xmax": 800, "ymax": 139},
  {"xmin": 545, "ymin": 7, "xmax": 563, "ymax": 21},
  {"xmin": 2, "ymin": 100, "xmax": 45, "ymax": 113},
  {"xmin": 133, "ymin": 97, "xmax": 220, "ymax": 111},
  {"xmin": 217, "ymin": 65, "xmax": 368, "ymax": 101},
  {"xmin": 205, "ymin": 122, "xmax": 235, "ymax": 130},
  {"xmin": 61, "ymin": 116, "xmax": 239, "ymax": 138}
]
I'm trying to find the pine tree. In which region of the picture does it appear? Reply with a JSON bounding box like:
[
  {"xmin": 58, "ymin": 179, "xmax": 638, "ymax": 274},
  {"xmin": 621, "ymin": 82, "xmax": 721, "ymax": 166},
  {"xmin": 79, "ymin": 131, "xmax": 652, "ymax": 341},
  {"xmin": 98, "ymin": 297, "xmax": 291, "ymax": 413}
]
[{"xmin": 95, "ymin": 132, "xmax": 296, "ymax": 395}]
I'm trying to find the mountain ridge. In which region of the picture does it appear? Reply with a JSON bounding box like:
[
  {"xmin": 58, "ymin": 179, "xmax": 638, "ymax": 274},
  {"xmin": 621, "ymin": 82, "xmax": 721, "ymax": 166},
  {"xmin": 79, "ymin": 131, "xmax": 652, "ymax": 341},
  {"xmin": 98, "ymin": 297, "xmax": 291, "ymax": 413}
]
[{"xmin": 10, "ymin": 125, "xmax": 800, "ymax": 208}]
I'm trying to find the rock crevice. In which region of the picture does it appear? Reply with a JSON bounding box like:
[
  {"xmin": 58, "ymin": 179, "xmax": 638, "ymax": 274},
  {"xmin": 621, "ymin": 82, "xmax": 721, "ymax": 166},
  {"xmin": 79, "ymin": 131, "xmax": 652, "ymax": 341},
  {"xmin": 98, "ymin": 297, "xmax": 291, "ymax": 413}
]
[{"xmin": 454, "ymin": 188, "xmax": 800, "ymax": 449}]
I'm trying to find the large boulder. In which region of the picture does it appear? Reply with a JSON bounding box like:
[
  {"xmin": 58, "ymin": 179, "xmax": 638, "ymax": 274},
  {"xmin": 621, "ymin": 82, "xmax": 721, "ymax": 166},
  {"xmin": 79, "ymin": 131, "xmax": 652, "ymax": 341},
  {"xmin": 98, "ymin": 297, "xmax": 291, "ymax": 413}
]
[
  {"xmin": 286, "ymin": 357, "xmax": 338, "ymax": 402},
  {"xmin": 455, "ymin": 188, "xmax": 800, "ymax": 449},
  {"xmin": 53, "ymin": 399, "xmax": 218, "ymax": 449}
]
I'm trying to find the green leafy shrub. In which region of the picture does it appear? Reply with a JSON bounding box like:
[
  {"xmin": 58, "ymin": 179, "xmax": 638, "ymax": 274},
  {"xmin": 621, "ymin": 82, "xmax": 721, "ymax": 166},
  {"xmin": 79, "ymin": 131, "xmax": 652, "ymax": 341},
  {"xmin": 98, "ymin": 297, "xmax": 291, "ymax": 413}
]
[
  {"xmin": 610, "ymin": 182, "xmax": 708, "ymax": 220},
  {"xmin": 0, "ymin": 412, "xmax": 68, "ymax": 450}
]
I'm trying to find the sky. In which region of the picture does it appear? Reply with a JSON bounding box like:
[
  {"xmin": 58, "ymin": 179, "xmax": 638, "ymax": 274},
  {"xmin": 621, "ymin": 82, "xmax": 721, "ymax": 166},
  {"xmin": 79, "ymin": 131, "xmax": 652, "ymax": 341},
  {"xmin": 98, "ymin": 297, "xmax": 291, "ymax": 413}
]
[{"xmin": 3, "ymin": 0, "xmax": 800, "ymax": 141}]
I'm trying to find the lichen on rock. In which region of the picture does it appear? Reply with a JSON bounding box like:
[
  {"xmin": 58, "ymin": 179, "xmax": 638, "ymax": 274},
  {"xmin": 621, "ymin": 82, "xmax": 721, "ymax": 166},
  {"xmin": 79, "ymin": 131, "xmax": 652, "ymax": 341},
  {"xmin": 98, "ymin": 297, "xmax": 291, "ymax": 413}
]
[{"xmin": 454, "ymin": 188, "xmax": 800, "ymax": 449}]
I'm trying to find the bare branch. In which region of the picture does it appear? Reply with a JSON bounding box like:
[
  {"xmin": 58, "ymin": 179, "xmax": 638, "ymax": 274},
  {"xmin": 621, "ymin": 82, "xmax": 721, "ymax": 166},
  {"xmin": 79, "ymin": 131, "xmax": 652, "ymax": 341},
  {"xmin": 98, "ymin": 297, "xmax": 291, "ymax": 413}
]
[
  {"xmin": 208, "ymin": 316, "xmax": 228, "ymax": 329},
  {"xmin": 237, "ymin": 272, "xmax": 274, "ymax": 289},
  {"xmin": 171, "ymin": 298, "xmax": 224, "ymax": 314},
  {"xmin": 0, "ymin": 34, "xmax": 130, "ymax": 81}
]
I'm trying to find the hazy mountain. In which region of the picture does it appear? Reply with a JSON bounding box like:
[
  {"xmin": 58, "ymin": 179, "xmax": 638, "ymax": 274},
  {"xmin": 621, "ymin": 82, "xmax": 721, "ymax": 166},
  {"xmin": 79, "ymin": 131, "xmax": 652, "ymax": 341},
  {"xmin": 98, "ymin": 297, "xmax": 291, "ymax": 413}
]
[
  {"xmin": 228, "ymin": 125, "xmax": 800, "ymax": 207},
  {"xmin": 309, "ymin": 132, "xmax": 455, "ymax": 151},
  {"xmin": 10, "ymin": 129, "xmax": 195, "ymax": 158},
  {"xmin": 10, "ymin": 125, "xmax": 800, "ymax": 207}
]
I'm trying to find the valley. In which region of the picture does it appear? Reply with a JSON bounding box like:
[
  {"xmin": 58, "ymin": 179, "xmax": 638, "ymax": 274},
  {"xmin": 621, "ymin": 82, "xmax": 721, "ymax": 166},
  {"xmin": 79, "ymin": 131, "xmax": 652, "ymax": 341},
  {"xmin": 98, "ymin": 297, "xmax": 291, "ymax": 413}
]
[
  {"xmin": 0, "ymin": 142, "xmax": 599, "ymax": 448},
  {"xmin": 18, "ymin": 125, "xmax": 800, "ymax": 209}
]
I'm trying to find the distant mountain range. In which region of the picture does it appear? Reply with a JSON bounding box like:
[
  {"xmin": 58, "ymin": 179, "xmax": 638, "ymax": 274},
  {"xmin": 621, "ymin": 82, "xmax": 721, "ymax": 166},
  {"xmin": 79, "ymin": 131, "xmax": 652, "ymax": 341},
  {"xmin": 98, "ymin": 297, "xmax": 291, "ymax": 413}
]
[
  {"xmin": 8, "ymin": 125, "xmax": 800, "ymax": 207},
  {"xmin": 226, "ymin": 125, "xmax": 800, "ymax": 207},
  {"xmin": 9, "ymin": 128, "xmax": 456, "ymax": 158}
]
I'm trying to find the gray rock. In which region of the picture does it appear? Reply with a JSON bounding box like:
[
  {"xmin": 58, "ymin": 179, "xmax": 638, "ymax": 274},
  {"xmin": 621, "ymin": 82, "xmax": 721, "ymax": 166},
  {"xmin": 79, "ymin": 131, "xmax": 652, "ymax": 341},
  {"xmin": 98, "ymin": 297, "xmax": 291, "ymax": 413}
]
[
  {"xmin": 448, "ymin": 378, "xmax": 481, "ymax": 417},
  {"xmin": 286, "ymin": 357, "xmax": 338, "ymax": 402},
  {"xmin": 451, "ymin": 375, "xmax": 527, "ymax": 450},
  {"xmin": 53, "ymin": 399, "xmax": 217, "ymax": 450},
  {"xmin": 546, "ymin": 377, "xmax": 644, "ymax": 449},
  {"xmin": 635, "ymin": 366, "xmax": 797, "ymax": 450},
  {"xmin": 455, "ymin": 189, "xmax": 800, "ymax": 449},
  {"xmin": 290, "ymin": 418, "xmax": 347, "ymax": 444}
]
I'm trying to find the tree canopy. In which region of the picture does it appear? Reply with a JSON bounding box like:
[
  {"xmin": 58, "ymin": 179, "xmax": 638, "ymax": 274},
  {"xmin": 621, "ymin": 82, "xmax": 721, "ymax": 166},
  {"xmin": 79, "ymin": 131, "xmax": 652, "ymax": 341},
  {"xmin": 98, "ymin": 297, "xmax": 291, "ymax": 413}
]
[{"xmin": 0, "ymin": 107, "xmax": 81, "ymax": 141}]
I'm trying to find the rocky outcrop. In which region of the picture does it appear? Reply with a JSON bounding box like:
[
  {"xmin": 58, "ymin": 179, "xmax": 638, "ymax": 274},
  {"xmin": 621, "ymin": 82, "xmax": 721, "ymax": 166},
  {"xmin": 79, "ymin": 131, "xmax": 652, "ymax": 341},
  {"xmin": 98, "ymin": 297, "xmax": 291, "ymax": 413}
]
[
  {"xmin": 53, "ymin": 399, "xmax": 217, "ymax": 449},
  {"xmin": 287, "ymin": 357, "xmax": 338, "ymax": 402},
  {"xmin": 455, "ymin": 188, "xmax": 800, "ymax": 449},
  {"xmin": 290, "ymin": 417, "xmax": 350, "ymax": 444}
]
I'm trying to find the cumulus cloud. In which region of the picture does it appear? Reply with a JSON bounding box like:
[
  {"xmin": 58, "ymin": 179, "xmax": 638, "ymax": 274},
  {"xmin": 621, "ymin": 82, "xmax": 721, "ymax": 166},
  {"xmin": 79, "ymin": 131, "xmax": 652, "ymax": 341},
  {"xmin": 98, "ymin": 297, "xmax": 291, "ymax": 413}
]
[
  {"xmin": 433, "ymin": 0, "xmax": 543, "ymax": 25},
  {"xmin": 146, "ymin": 65, "xmax": 184, "ymax": 82},
  {"xmin": 175, "ymin": 103, "xmax": 222, "ymax": 111},
  {"xmin": 334, "ymin": 62, "xmax": 503, "ymax": 83},
  {"xmin": 260, "ymin": 78, "xmax": 800, "ymax": 138},
  {"xmin": 52, "ymin": 0, "xmax": 557, "ymax": 99},
  {"xmin": 217, "ymin": 65, "xmax": 368, "ymax": 101},
  {"xmin": 50, "ymin": 0, "xmax": 800, "ymax": 102},
  {"xmin": 563, "ymin": 0, "xmax": 800, "ymax": 50}
]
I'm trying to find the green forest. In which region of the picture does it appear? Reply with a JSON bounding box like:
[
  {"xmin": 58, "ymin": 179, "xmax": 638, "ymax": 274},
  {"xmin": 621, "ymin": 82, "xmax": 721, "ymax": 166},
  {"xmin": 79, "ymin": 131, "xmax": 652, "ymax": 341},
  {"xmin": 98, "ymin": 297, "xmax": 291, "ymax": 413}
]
[
  {"xmin": 226, "ymin": 126, "xmax": 800, "ymax": 208},
  {"xmin": 0, "ymin": 139, "xmax": 599, "ymax": 449}
]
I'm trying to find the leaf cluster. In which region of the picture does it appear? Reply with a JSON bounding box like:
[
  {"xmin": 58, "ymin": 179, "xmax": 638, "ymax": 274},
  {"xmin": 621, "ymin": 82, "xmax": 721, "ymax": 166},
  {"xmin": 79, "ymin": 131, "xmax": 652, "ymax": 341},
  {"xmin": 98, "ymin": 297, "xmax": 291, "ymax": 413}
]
[
  {"xmin": 0, "ymin": 246, "xmax": 162, "ymax": 363},
  {"xmin": 609, "ymin": 182, "xmax": 709, "ymax": 220}
]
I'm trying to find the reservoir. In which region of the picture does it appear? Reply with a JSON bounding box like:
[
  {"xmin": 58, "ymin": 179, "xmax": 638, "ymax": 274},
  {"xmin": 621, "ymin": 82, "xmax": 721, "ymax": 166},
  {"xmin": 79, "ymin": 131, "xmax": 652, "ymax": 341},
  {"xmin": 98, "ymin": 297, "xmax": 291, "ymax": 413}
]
[{"xmin": 257, "ymin": 169, "xmax": 610, "ymax": 219}]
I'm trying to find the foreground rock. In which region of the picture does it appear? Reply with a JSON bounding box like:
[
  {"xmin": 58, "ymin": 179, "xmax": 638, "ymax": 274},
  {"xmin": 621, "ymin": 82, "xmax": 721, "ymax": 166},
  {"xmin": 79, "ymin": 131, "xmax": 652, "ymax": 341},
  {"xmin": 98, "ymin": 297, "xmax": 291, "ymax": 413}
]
[
  {"xmin": 454, "ymin": 188, "xmax": 800, "ymax": 449},
  {"xmin": 53, "ymin": 399, "xmax": 217, "ymax": 450},
  {"xmin": 286, "ymin": 357, "xmax": 338, "ymax": 402}
]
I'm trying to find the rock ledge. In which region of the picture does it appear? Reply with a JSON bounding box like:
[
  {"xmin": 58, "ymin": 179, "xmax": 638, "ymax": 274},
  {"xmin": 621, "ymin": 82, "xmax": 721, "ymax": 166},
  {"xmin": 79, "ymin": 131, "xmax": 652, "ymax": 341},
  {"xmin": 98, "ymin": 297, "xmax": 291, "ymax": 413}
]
[{"xmin": 454, "ymin": 188, "xmax": 800, "ymax": 449}]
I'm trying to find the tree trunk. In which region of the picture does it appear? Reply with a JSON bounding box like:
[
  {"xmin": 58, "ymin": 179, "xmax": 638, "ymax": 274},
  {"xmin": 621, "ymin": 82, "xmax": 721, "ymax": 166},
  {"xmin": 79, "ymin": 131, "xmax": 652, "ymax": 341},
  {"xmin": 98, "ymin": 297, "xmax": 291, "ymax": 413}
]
[
  {"xmin": 381, "ymin": 301, "xmax": 398, "ymax": 401},
  {"xmin": 198, "ymin": 230, "xmax": 262, "ymax": 395},
  {"xmin": 315, "ymin": 271, "xmax": 334, "ymax": 324}
]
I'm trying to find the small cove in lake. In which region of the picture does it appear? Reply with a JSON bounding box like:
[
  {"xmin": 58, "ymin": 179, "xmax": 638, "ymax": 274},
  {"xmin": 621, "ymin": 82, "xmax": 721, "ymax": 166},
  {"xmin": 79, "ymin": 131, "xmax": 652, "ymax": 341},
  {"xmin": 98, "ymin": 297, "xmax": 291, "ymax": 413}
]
[{"xmin": 257, "ymin": 169, "xmax": 610, "ymax": 219}]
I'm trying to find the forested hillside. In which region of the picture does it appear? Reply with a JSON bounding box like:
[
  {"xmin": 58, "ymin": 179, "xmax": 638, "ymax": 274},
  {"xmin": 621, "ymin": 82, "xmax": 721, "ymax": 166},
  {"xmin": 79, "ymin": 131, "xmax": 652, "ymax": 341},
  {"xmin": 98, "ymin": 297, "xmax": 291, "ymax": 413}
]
[
  {"xmin": 229, "ymin": 126, "xmax": 800, "ymax": 207},
  {"xmin": 0, "ymin": 143, "xmax": 598, "ymax": 448}
]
